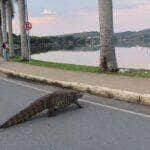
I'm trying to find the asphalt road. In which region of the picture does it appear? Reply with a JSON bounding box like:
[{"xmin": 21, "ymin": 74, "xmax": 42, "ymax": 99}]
[{"xmin": 0, "ymin": 76, "xmax": 150, "ymax": 150}]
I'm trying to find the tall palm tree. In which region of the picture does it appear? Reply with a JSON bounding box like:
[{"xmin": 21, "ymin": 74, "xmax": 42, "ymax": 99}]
[
  {"xmin": 0, "ymin": 0, "xmax": 7, "ymax": 43},
  {"xmin": 17, "ymin": 0, "xmax": 29, "ymax": 60},
  {"xmin": 98, "ymin": 0, "xmax": 118, "ymax": 72},
  {"xmin": 6, "ymin": 0, "xmax": 14, "ymax": 57}
]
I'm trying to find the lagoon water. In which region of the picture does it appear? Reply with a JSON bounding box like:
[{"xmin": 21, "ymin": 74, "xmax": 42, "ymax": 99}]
[{"xmin": 32, "ymin": 47, "xmax": 150, "ymax": 69}]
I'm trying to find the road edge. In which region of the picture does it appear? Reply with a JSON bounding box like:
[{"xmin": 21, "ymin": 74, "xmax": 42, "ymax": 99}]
[{"xmin": 0, "ymin": 68, "xmax": 150, "ymax": 106}]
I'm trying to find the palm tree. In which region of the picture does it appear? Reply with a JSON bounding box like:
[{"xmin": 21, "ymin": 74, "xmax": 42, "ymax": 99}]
[
  {"xmin": 6, "ymin": 0, "xmax": 14, "ymax": 57},
  {"xmin": 0, "ymin": 12, "xmax": 3, "ymax": 55},
  {"xmin": 17, "ymin": 0, "xmax": 29, "ymax": 60},
  {"xmin": 0, "ymin": 0, "xmax": 7, "ymax": 43},
  {"xmin": 98, "ymin": 0, "xmax": 118, "ymax": 72}
]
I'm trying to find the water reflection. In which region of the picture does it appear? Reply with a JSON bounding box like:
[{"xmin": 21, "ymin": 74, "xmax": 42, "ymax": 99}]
[{"xmin": 32, "ymin": 47, "xmax": 150, "ymax": 69}]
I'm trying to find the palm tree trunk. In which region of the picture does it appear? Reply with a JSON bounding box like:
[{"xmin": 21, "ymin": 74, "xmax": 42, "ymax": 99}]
[
  {"xmin": 0, "ymin": 22, "xmax": 2, "ymax": 44},
  {"xmin": 6, "ymin": 0, "xmax": 14, "ymax": 57},
  {"xmin": 1, "ymin": 0, "xmax": 7, "ymax": 42},
  {"xmin": 17, "ymin": 0, "xmax": 29, "ymax": 60},
  {"xmin": 0, "ymin": 13, "xmax": 3, "ymax": 55},
  {"xmin": 98, "ymin": 0, "xmax": 118, "ymax": 72}
]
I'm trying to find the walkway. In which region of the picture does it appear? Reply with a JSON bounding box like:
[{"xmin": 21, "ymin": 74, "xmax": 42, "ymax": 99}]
[{"xmin": 0, "ymin": 59, "xmax": 150, "ymax": 94}]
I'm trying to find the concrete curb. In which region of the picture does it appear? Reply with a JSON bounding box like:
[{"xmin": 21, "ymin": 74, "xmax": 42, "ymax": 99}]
[{"xmin": 0, "ymin": 68, "xmax": 150, "ymax": 106}]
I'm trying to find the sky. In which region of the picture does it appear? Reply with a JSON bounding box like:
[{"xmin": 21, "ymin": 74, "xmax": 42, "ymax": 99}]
[{"xmin": 13, "ymin": 0, "xmax": 150, "ymax": 36}]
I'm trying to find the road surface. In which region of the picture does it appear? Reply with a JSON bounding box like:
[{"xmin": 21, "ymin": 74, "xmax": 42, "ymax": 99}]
[{"xmin": 0, "ymin": 76, "xmax": 150, "ymax": 150}]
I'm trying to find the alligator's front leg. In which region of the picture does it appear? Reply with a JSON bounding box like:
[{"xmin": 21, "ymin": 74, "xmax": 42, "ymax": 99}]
[
  {"xmin": 74, "ymin": 101, "xmax": 83, "ymax": 108},
  {"xmin": 47, "ymin": 105, "xmax": 56, "ymax": 117}
]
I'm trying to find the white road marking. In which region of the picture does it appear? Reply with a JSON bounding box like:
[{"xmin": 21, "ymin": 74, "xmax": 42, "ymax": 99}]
[
  {"xmin": 0, "ymin": 77, "xmax": 50, "ymax": 93},
  {"xmin": 1, "ymin": 77, "xmax": 150, "ymax": 119},
  {"xmin": 80, "ymin": 99, "xmax": 150, "ymax": 118}
]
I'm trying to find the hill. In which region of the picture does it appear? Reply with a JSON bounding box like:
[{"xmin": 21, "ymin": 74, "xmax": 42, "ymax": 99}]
[{"xmin": 13, "ymin": 28, "xmax": 150, "ymax": 54}]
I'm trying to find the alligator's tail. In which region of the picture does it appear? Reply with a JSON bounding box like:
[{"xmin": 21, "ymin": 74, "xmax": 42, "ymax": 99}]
[{"xmin": 0, "ymin": 101, "xmax": 46, "ymax": 129}]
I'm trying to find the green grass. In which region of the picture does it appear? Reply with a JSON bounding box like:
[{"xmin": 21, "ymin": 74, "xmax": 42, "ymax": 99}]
[
  {"xmin": 12, "ymin": 57, "xmax": 150, "ymax": 78},
  {"xmin": 117, "ymin": 69, "xmax": 150, "ymax": 78},
  {"xmin": 12, "ymin": 57, "xmax": 101, "ymax": 73}
]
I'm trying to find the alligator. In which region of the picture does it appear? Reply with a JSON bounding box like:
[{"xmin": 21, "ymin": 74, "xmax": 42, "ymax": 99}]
[{"xmin": 0, "ymin": 90, "xmax": 83, "ymax": 129}]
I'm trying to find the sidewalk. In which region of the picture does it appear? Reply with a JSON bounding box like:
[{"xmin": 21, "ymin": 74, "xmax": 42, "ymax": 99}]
[{"xmin": 0, "ymin": 60, "xmax": 150, "ymax": 95}]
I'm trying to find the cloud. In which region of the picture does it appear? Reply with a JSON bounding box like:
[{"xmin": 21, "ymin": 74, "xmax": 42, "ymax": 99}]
[{"xmin": 42, "ymin": 9, "xmax": 56, "ymax": 16}]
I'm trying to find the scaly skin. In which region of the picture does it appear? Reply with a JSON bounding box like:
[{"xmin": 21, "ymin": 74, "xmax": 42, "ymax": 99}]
[{"xmin": 0, "ymin": 90, "xmax": 83, "ymax": 129}]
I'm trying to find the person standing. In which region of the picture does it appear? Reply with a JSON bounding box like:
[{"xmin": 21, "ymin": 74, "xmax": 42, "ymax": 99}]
[{"xmin": 2, "ymin": 41, "xmax": 9, "ymax": 61}]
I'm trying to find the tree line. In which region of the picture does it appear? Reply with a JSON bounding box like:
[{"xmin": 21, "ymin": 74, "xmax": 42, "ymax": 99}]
[
  {"xmin": 13, "ymin": 34, "xmax": 98, "ymax": 54},
  {"xmin": 12, "ymin": 29, "xmax": 150, "ymax": 56}
]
